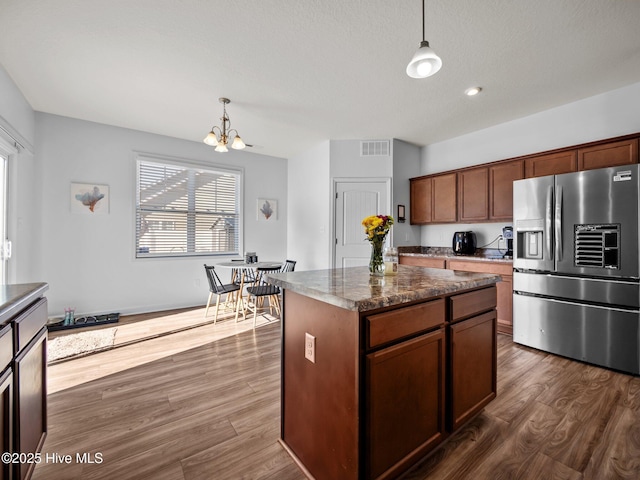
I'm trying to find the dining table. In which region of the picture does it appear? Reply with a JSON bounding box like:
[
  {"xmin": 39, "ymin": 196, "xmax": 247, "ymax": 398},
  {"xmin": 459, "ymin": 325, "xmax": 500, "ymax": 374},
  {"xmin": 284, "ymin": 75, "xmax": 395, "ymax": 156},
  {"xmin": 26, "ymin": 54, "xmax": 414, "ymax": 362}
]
[{"xmin": 216, "ymin": 260, "xmax": 283, "ymax": 316}]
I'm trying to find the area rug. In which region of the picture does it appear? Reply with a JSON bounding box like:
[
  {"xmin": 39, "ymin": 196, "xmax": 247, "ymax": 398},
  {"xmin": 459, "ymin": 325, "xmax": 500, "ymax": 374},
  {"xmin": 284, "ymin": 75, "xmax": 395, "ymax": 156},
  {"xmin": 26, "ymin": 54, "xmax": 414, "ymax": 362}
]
[{"xmin": 48, "ymin": 327, "xmax": 117, "ymax": 363}]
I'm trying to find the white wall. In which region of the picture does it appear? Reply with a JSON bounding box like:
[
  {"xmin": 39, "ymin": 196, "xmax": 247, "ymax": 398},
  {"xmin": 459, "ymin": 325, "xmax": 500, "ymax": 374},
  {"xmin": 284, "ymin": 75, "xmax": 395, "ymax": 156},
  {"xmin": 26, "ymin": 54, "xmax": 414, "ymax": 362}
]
[
  {"xmin": 0, "ymin": 66, "xmax": 35, "ymax": 150},
  {"xmin": 287, "ymin": 141, "xmax": 331, "ymax": 271},
  {"xmin": 37, "ymin": 113, "xmax": 287, "ymax": 317},
  {"xmin": 420, "ymin": 81, "xmax": 640, "ymax": 247},
  {"xmin": 329, "ymin": 140, "xmax": 393, "ymax": 178},
  {"xmin": 392, "ymin": 139, "xmax": 422, "ymax": 248},
  {"xmin": 0, "ymin": 65, "xmax": 40, "ymax": 285}
]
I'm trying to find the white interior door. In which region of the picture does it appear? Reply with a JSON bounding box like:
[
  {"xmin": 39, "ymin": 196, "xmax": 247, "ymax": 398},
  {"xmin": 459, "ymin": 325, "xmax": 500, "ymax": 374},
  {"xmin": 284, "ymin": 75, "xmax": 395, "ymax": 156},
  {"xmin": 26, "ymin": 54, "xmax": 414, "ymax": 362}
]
[{"xmin": 334, "ymin": 180, "xmax": 390, "ymax": 268}]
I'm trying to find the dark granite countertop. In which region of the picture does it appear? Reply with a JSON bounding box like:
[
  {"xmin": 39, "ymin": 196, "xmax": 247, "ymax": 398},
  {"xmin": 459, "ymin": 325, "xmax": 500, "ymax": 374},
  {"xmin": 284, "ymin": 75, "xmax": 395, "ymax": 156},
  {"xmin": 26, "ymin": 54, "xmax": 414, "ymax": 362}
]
[
  {"xmin": 267, "ymin": 266, "xmax": 499, "ymax": 312},
  {"xmin": 0, "ymin": 283, "xmax": 49, "ymax": 325}
]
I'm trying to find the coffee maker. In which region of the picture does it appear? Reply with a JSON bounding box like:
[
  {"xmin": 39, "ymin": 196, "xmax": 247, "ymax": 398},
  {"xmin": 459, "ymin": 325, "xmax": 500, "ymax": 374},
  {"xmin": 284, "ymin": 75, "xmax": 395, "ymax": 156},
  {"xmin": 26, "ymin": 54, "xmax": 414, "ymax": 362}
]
[{"xmin": 502, "ymin": 226, "xmax": 513, "ymax": 258}]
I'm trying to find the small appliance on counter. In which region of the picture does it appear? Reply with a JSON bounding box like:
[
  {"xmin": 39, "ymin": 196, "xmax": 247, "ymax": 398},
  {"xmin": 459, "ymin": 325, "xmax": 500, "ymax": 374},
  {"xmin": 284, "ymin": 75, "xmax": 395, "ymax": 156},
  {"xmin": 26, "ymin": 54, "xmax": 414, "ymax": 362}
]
[
  {"xmin": 452, "ymin": 231, "xmax": 477, "ymax": 255},
  {"xmin": 502, "ymin": 226, "xmax": 513, "ymax": 258}
]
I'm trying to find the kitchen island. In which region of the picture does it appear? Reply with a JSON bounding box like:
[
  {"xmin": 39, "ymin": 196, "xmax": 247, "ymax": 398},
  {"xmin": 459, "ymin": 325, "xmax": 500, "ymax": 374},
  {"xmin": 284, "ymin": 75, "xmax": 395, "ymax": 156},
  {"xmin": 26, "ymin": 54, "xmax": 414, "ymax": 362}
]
[{"xmin": 267, "ymin": 266, "xmax": 500, "ymax": 480}]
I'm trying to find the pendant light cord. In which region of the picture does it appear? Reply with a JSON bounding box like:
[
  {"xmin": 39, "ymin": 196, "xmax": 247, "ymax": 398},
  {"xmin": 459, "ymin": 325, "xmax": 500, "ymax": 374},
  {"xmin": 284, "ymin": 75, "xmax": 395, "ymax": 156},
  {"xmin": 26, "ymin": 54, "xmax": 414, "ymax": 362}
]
[{"xmin": 422, "ymin": 0, "xmax": 425, "ymax": 42}]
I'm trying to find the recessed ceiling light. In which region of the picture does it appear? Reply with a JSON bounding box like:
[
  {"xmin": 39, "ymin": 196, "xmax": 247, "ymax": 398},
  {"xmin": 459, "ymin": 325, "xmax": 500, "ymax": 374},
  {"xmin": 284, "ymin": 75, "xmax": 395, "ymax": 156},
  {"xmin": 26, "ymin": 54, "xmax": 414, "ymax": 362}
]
[{"xmin": 465, "ymin": 87, "xmax": 482, "ymax": 96}]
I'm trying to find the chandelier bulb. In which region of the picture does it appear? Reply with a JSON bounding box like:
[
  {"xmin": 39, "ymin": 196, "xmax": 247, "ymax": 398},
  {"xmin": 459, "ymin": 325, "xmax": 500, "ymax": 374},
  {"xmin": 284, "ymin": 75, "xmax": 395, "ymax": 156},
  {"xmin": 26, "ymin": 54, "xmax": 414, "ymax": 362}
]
[
  {"xmin": 203, "ymin": 131, "xmax": 218, "ymax": 146},
  {"xmin": 232, "ymin": 135, "xmax": 246, "ymax": 150}
]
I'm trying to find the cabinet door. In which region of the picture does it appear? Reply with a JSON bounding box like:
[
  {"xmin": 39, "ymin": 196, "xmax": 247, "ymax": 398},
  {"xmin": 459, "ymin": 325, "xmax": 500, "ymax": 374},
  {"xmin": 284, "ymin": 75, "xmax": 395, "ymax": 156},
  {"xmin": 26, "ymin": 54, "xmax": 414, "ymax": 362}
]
[
  {"xmin": 449, "ymin": 310, "xmax": 497, "ymax": 431},
  {"xmin": 410, "ymin": 177, "xmax": 432, "ymax": 224},
  {"xmin": 14, "ymin": 328, "xmax": 47, "ymax": 480},
  {"xmin": 489, "ymin": 160, "xmax": 524, "ymax": 221},
  {"xmin": 458, "ymin": 167, "xmax": 488, "ymax": 222},
  {"xmin": 578, "ymin": 138, "xmax": 639, "ymax": 171},
  {"xmin": 366, "ymin": 329, "xmax": 445, "ymax": 479},
  {"xmin": 525, "ymin": 150, "xmax": 577, "ymax": 178},
  {"xmin": 0, "ymin": 369, "xmax": 12, "ymax": 480},
  {"xmin": 496, "ymin": 275, "xmax": 513, "ymax": 335},
  {"xmin": 432, "ymin": 173, "xmax": 457, "ymax": 223}
]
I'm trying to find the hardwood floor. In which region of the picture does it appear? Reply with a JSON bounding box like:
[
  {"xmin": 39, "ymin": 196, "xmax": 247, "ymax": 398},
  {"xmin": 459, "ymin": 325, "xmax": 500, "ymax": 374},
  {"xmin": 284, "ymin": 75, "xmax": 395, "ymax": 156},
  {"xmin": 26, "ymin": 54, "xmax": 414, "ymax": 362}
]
[{"xmin": 34, "ymin": 320, "xmax": 640, "ymax": 479}]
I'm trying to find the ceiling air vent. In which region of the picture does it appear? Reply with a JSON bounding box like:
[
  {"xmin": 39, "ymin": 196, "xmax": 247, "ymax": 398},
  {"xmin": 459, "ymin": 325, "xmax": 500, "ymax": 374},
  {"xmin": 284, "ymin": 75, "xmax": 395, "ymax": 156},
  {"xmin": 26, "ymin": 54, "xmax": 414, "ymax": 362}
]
[{"xmin": 360, "ymin": 140, "xmax": 390, "ymax": 157}]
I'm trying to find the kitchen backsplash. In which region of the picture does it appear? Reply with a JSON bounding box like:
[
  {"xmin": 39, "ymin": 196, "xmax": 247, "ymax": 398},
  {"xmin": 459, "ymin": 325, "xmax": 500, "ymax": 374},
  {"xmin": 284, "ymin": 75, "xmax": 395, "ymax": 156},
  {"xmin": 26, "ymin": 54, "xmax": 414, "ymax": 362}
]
[{"xmin": 398, "ymin": 246, "xmax": 509, "ymax": 259}]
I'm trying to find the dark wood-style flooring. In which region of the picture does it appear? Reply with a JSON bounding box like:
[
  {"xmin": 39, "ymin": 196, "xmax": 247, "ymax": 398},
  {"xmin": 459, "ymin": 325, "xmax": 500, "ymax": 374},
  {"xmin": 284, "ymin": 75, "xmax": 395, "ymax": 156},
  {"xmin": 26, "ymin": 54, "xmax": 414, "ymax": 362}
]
[{"xmin": 34, "ymin": 316, "xmax": 640, "ymax": 480}]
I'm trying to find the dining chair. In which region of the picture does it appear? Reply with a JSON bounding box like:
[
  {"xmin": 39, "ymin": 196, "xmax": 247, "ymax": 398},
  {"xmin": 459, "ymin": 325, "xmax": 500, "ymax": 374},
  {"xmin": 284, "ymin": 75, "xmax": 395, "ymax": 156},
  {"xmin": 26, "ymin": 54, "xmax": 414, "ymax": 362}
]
[
  {"xmin": 246, "ymin": 266, "xmax": 282, "ymax": 327},
  {"xmin": 280, "ymin": 259, "xmax": 297, "ymax": 272},
  {"xmin": 203, "ymin": 264, "xmax": 244, "ymax": 323}
]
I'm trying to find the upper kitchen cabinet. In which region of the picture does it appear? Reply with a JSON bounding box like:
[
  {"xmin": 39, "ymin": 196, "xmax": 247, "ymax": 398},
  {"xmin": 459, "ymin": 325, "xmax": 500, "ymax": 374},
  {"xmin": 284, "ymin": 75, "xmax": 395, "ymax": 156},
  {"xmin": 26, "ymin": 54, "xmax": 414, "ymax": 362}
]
[
  {"xmin": 458, "ymin": 167, "xmax": 488, "ymax": 222},
  {"xmin": 524, "ymin": 151, "xmax": 577, "ymax": 178},
  {"xmin": 432, "ymin": 173, "xmax": 457, "ymax": 223},
  {"xmin": 410, "ymin": 173, "xmax": 457, "ymax": 224},
  {"xmin": 410, "ymin": 177, "xmax": 432, "ymax": 224},
  {"xmin": 578, "ymin": 138, "xmax": 639, "ymax": 171},
  {"xmin": 489, "ymin": 160, "xmax": 524, "ymax": 221},
  {"xmin": 410, "ymin": 133, "xmax": 639, "ymax": 225}
]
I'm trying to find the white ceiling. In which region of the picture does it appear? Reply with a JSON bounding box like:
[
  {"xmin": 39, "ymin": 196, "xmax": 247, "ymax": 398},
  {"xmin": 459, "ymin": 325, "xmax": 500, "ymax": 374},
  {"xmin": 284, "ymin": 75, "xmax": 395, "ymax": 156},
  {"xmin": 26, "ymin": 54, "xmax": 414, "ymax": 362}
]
[{"xmin": 1, "ymin": 0, "xmax": 639, "ymax": 160}]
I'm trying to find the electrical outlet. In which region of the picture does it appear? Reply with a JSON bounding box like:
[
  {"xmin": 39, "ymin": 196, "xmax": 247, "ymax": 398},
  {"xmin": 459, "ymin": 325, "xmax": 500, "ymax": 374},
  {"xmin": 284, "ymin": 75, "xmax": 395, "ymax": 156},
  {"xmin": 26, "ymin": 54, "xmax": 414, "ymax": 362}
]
[{"xmin": 305, "ymin": 333, "xmax": 316, "ymax": 363}]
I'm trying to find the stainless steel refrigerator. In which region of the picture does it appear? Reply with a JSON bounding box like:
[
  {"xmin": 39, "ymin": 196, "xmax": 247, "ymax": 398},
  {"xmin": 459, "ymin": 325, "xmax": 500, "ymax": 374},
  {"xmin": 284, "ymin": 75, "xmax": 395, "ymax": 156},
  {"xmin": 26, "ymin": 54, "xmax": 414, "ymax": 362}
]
[{"xmin": 512, "ymin": 164, "xmax": 640, "ymax": 375}]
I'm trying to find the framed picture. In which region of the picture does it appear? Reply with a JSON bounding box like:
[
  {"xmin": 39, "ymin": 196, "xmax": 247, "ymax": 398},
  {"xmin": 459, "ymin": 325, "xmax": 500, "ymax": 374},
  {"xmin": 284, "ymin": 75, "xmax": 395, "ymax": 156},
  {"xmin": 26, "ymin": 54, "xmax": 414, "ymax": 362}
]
[
  {"xmin": 71, "ymin": 183, "xmax": 110, "ymax": 214},
  {"xmin": 257, "ymin": 198, "xmax": 277, "ymax": 221}
]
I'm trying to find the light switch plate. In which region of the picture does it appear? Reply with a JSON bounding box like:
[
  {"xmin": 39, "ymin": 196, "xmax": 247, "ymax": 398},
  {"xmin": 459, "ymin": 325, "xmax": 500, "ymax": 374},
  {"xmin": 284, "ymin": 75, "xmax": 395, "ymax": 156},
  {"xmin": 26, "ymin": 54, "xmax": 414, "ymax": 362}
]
[{"xmin": 305, "ymin": 332, "xmax": 316, "ymax": 363}]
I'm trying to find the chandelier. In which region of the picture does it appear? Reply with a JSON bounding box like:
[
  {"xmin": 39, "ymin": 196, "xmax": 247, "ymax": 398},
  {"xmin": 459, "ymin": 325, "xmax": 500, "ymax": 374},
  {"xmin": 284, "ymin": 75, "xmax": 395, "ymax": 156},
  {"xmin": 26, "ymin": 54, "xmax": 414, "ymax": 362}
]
[
  {"xmin": 203, "ymin": 97, "xmax": 246, "ymax": 152},
  {"xmin": 406, "ymin": 0, "xmax": 442, "ymax": 78}
]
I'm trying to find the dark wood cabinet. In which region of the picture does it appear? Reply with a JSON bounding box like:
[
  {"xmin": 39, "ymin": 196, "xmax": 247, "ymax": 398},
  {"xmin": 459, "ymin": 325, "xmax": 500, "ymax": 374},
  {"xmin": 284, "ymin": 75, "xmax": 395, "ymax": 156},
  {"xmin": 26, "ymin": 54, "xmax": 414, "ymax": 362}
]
[
  {"xmin": 448, "ymin": 309, "xmax": 497, "ymax": 431},
  {"xmin": 432, "ymin": 173, "xmax": 457, "ymax": 223},
  {"xmin": 447, "ymin": 260, "xmax": 513, "ymax": 335},
  {"xmin": 0, "ymin": 369, "xmax": 12, "ymax": 480},
  {"xmin": 410, "ymin": 173, "xmax": 457, "ymax": 224},
  {"xmin": 281, "ymin": 280, "xmax": 497, "ymax": 480},
  {"xmin": 0, "ymin": 287, "xmax": 49, "ymax": 480},
  {"xmin": 410, "ymin": 134, "xmax": 639, "ymax": 224},
  {"xmin": 489, "ymin": 160, "xmax": 524, "ymax": 220},
  {"xmin": 458, "ymin": 168, "xmax": 488, "ymax": 222},
  {"xmin": 409, "ymin": 177, "xmax": 432, "ymax": 224},
  {"xmin": 366, "ymin": 328, "xmax": 445, "ymax": 479},
  {"xmin": 524, "ymin": 150, "xmax": 577, "ymax": 178},
  {"xmin": 578, "ymin": 138, "xmax": 639, "ymax": 171},
  {"xmin": 14, "ymin": 328, "xmax": 47, "ymax": 480}
]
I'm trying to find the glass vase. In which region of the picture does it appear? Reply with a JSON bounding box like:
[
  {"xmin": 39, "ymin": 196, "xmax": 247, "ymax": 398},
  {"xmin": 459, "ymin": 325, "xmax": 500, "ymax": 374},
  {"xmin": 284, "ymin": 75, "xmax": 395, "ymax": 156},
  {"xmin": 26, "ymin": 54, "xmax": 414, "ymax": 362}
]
[{"xmin": 369, "ymin": 240, "xmax": 385, "ymax": 276}]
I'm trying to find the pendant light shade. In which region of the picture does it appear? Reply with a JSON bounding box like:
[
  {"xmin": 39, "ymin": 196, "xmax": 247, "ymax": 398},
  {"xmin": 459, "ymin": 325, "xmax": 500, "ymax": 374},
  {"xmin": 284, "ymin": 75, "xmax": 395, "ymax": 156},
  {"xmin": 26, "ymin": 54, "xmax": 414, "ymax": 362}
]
[
  {"xmin": 406, "ymin": 40, "xmax": 442, "ymax": 78},
  {"xmin": 406, "ymin": 0, "xmax": 442, "ymax": 79}
]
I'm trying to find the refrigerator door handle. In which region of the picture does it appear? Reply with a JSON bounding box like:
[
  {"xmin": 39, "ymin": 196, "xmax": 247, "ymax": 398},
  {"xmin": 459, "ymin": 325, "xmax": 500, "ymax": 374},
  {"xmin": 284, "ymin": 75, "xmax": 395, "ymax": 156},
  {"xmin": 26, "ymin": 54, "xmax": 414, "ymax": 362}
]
[
  {"xmin": 546, "ymin": 185, "xmax": 553, "ymax": 261},
  {"xmin": 555, "ymin": 185, "xmax": 563, "ymax": 262}
]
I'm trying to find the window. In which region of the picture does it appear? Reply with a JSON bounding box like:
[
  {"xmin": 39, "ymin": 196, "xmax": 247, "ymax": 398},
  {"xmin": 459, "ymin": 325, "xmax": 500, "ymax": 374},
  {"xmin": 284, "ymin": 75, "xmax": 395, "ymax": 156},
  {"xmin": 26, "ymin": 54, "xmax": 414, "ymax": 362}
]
[{"xmin": 136, "ymin": 155, "xmax": 242, "ymax": 258}]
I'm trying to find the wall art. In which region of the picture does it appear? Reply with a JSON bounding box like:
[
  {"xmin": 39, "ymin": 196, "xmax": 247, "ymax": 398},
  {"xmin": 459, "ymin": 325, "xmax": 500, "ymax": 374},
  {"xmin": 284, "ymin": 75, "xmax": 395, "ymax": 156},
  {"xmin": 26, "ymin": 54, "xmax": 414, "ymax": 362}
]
[
  {"xmin": 71, "ymin": 183, "xmax": 110, "ymax": 214},
  {"xmin": 257, "ymin": 198, "xmax": 277, "ymax": 221}
]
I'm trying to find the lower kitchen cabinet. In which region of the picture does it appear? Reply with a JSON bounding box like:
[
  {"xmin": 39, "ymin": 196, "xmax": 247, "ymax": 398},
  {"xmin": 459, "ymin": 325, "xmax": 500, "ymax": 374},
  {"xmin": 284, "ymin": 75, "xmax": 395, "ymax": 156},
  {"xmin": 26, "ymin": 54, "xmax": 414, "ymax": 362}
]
[
  {"xmin": 366, "ymin": 328, "xmax": 445, "ymax": 479},
  {"xmin": 448, "ymin": 310, "xmax": 497, "ymax": 431},
  {"xmin": 0, "ymin": 369, "xmax": 13, "ymax": 480},
  {"xmin": 0, "ymin": 284, "xmax": 48, "ymax": 480},
  {"xmin": 447, "ymin": 259, "xmax": 513, "ymax": 335},
  {"xmin": 14, "ymin": 328, "xmax": 47, "ymax": 480}
]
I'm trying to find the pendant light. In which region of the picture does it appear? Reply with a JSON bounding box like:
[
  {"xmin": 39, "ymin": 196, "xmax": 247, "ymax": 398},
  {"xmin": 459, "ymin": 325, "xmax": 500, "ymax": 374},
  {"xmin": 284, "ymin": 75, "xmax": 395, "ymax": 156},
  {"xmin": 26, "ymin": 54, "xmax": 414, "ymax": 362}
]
[
  {"xmin": 406, "ymin": 0, "xmax": 442, "ymax": 79},
  {"xmin": 203, "ymin": 98, "xmax": 246, "ymax": 152}
]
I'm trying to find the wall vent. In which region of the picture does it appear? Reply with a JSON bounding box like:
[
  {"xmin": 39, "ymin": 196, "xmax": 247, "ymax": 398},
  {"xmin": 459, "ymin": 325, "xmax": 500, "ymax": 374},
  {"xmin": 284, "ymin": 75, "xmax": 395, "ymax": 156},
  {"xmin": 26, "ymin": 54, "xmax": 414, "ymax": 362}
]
[{"xmin": 360, "ymin": 140, "xmax": 390, "ymax": 157}]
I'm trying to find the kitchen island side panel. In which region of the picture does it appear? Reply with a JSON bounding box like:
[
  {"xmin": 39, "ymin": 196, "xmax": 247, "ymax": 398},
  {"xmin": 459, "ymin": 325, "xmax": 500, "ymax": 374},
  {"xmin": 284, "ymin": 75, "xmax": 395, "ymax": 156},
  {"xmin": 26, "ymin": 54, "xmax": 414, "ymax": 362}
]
[{"xmin": 282, "ymin": 289, "xmax": 360, "ymax": 480}]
